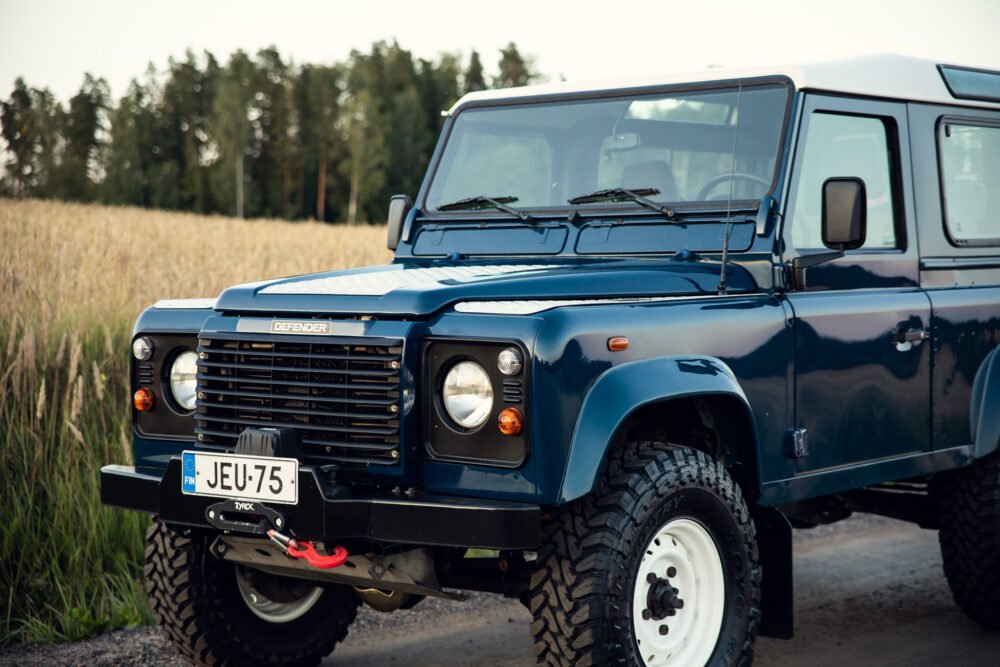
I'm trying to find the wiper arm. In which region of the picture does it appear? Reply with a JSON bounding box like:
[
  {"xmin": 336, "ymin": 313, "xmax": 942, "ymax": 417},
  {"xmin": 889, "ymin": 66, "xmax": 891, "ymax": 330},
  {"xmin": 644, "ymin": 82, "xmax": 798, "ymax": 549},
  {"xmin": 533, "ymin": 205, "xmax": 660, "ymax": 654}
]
[
  {"xmin": 436, "ymin": 195, "xmax": 536, "ymax": 225},
  {"xmin": 568, "ymin": 187, "xmax": 676, "ymax": 220}
]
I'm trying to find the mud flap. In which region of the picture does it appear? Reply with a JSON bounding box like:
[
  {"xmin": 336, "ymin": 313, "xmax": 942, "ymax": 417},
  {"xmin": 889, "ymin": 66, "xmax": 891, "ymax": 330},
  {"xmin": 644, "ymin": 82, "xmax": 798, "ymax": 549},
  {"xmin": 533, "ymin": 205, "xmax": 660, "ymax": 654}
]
[{"xmin": 753, "ymin": 505, "xmax": 794, "ymax": 639}]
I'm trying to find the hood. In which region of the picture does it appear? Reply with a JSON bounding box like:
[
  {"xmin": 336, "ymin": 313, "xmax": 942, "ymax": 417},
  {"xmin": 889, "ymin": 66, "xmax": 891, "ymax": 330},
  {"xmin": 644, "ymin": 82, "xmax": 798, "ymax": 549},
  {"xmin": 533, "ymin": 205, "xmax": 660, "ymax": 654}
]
[{"xmin": 213, "ymin": 259, "xmax": 759, "ymax": 317}]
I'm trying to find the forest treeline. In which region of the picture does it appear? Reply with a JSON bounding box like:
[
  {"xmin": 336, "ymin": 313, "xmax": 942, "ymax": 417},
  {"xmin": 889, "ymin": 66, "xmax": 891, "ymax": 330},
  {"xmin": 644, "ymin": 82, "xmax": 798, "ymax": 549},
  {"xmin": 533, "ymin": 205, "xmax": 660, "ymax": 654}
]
[{"xmin": 0, "ymin": 41, "xmax": 539, "ymax": 223}]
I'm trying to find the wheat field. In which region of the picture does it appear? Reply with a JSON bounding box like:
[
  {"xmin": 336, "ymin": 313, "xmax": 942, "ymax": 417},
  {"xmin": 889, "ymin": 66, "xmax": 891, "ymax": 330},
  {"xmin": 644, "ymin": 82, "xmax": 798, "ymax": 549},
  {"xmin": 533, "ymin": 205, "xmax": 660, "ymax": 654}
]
[{"xmin": 0, "ymin": 199, "xmax": 390, "ymax": 645}]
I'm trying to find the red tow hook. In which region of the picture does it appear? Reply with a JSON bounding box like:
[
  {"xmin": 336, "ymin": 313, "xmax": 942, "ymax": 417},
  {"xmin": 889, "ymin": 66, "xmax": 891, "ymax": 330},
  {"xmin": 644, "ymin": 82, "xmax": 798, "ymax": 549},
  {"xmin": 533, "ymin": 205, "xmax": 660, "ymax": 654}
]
[{"xmin": 267, "ymin": 528, "xmax": 349, "ymax": 569}]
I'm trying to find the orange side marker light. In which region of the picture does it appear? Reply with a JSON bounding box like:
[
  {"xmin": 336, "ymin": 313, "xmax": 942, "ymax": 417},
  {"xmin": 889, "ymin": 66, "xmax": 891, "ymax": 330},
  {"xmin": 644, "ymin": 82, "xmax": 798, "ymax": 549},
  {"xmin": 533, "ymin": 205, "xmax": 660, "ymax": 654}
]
[
  {"xmin": 498, "ymin": 407, "xmax": 524, "ymax": 436},
  {"xmin": 608, "ymin": 336, "xmax": 630, "ymax": 351},
  {"xmin": 133, "ymin": 387, "xmax": 155, "ymax": 412}
]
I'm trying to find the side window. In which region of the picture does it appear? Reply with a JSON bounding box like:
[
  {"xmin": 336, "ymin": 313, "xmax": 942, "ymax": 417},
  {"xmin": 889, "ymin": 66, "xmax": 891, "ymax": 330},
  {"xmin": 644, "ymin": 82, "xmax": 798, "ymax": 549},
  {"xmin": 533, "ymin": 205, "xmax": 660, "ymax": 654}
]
[
  {"xmin": 790, "ymin": 113, "xmax": 899, "ymax": 250},
  {"xmin": 938, "ymin": 121, "xmax": 1000, "ymax": 244}
]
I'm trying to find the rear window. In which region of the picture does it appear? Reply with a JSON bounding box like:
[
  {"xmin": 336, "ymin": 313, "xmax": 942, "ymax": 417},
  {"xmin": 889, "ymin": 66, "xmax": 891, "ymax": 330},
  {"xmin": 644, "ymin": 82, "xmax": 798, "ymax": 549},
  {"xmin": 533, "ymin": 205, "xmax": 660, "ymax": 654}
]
[{"xmin": 938, "ymin": 120, "xmax": 1000, "ymax": 245}]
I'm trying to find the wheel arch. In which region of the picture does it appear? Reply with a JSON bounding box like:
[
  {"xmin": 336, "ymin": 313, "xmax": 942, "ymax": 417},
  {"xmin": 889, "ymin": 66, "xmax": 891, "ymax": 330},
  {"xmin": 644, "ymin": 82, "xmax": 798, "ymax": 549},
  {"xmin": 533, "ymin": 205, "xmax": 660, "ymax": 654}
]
[
  {"xmin": 971, "ymin": 346, "xmax": 1000, "ymax": 459},
  {"xmin": 557, "ymin": 355, "xmax": 762, "ymax": 504}
]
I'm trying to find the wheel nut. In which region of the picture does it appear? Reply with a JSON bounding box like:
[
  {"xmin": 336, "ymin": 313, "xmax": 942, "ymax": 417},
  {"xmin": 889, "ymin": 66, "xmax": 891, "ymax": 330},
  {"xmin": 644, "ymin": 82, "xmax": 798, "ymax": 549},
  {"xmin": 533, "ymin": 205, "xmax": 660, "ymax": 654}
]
[
  {"xmin": 667, "ymin": 566, "xmax": 677, "ymax": 578},
  {"xmin": 208, "ymin": 510, "xmax": 215, "ymax": 519},
  {"xmin": 646, "ymin": 573, "xmax": 658, "ymax": 584},
  {"xmin": 659, "ymin": 625, "xmax": 669, "ymax": 636},
  {"xmin": 641, "ymin": 609, "xmax": 652, "ymax": 620}
]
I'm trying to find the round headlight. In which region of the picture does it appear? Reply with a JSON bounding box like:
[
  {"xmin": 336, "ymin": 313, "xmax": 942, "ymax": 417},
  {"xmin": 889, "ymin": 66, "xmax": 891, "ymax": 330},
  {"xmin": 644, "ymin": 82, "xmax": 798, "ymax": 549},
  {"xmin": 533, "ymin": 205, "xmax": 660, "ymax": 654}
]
[
  {"xmin": 442, "ymin": 361, "xmax": 494, "ymax": 429},
  {"xmin": 169, "ymin": 350, "xmax": 199, "ymax": 411}
]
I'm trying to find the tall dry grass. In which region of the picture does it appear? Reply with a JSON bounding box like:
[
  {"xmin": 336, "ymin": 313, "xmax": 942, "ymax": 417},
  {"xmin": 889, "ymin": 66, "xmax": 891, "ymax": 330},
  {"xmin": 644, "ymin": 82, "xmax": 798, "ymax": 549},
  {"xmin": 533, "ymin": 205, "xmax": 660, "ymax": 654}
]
[{"xmin": 0, "ymin": 198, "xmax": 390, "ymax": 645}]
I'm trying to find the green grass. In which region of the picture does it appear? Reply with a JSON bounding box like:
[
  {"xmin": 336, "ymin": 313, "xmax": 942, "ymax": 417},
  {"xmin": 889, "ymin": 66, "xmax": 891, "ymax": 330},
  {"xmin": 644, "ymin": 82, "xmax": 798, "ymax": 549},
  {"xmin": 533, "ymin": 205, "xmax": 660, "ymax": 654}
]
[{"xmin": 0, "ymin": 318, "xmax": 152, "ymax": 646}]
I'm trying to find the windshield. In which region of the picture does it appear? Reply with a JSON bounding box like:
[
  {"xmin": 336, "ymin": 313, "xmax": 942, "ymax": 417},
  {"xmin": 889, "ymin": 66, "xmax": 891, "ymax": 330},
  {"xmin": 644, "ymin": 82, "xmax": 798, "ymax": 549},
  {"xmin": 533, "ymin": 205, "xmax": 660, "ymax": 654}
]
[{"xmin": 426, "ymin": 83, "xmax": 789, "ymax": 212}]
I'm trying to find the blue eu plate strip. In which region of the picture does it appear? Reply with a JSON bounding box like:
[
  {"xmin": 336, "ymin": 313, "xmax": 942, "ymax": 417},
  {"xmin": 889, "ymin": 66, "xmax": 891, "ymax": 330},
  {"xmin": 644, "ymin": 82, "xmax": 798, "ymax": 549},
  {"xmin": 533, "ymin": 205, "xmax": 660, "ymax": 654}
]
[{"xmin": 182, "ymin": 452, "xmax": 197, "ymax": 493}]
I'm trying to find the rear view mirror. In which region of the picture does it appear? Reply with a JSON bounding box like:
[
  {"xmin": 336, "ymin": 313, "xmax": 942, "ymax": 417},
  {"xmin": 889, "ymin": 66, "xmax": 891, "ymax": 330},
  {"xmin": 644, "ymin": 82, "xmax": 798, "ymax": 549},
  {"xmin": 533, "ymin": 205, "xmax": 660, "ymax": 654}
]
[
  {"xmin": 386, "ymin": 195, "xmax": 412, "ymax": 251},
  {"xmin": 600, "ymin": 132, "xmax": 641, "ymax": 152},
  {"xmin": 822, "ymin": 178, "xmax": 867, "ymax": 250}
]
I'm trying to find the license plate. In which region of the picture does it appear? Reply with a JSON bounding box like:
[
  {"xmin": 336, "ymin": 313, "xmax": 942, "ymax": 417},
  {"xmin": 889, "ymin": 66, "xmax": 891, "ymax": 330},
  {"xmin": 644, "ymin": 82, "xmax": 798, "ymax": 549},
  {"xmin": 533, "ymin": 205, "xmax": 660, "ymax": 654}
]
[{"xmin": 181, "ymin": 451, "xmax": 298, "ymax": 505}]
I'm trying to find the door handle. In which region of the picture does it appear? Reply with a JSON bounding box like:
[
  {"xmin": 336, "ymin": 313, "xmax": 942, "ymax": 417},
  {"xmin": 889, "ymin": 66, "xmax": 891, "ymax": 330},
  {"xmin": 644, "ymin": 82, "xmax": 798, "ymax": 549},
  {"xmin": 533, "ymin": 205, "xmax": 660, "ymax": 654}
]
[
  {"xmin": 893, "ymin": 328, "xmax": 928, "ymax": 344},
  {"xmin": 892, "ymin": 327, "xmax": 929, "ymax": 351}
]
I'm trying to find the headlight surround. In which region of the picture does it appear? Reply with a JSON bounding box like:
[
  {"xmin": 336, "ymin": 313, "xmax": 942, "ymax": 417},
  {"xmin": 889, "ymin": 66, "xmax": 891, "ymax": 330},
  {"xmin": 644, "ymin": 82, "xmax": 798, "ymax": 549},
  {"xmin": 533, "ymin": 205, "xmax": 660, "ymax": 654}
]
[
  {"xmin": 168, "ymin": 350, "xmax": 199, "ymax": 412},
  {"xmin": 441, "ymin": 360, "xmax": 494, "ymax": 429}
]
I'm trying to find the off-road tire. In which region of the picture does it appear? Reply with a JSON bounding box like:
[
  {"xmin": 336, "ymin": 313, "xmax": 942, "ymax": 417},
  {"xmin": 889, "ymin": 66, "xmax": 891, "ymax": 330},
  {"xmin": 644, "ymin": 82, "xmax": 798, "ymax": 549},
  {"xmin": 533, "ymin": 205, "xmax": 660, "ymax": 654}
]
[
  {"xmin": 145, "ymin": 520, "xmax": 360, "ymax": 666},
  {"xmin": 938, "ymin": 453, "xmax": 1000, "ymax": 628},
  {"xmin": 530, "ymin": 444, "xmax": 761, "ymax": 666}
]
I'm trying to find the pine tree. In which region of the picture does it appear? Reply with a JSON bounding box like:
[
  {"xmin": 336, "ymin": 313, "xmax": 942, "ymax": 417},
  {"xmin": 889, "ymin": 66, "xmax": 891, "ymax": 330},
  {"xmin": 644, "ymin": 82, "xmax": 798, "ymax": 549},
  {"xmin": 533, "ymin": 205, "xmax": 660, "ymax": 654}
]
[
  {"xmin": 298, "ymin": 64, "xmax": 343, "ymax": 221},
  {"xmin": 52, "ymin": 74, "xmax": 109, "ymax": 200},
  {"xmin": 209, "ymin": 51, "xmax": 255, "ymax": 218},
  {"xmin": 253, "ymin": 47, "xmax": 295, "ymax": 219},
  {"xmin": 102, "ymin": 79, "xmax": 152, "ymax": 205},
  {"xmin": 1, "ymin": 79, "xmax": 64, "ymax": 197},
  {"xmin": 464, "ymin": 50, "xmax": 486, "ymax": 94},
  {"xmin": 494, "ymin": 42, "xmax": 537, "ymax": 89}
]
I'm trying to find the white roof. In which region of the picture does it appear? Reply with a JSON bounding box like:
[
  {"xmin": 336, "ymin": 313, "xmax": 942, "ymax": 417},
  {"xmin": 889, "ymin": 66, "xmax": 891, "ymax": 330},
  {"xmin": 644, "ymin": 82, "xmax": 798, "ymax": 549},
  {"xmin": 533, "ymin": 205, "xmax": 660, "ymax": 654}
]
[{"xmin": 450, "ymin": 54, "xmax": 999, "ymax": 111}]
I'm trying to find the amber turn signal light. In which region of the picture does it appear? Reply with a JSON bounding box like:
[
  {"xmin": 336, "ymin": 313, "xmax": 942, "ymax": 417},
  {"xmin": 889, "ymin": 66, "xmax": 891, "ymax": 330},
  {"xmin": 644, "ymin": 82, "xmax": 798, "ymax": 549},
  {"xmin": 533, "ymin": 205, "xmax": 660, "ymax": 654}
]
[
  {"xmin": 133, "ymin": 387, "xmax": 155, "ymax": 412},
  {"xmin": 608, "ymin": 336, "xmax": 629, "ymax": 351},
  {"xmin": 497, "ymin": 407, "xmax": 524, "ymax": 436}
]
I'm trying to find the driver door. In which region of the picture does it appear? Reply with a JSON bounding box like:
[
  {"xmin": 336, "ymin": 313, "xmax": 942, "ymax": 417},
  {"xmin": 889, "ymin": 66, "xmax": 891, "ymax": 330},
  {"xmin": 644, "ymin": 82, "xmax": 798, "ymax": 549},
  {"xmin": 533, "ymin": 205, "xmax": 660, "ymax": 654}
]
[{"xmin": 782, "ymin": 95, "xmax": 931, "ymax": 472}]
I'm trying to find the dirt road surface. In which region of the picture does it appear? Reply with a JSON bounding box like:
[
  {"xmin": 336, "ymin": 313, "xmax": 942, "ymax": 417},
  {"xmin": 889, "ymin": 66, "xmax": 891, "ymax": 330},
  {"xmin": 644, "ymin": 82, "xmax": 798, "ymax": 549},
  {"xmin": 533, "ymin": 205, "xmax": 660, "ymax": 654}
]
[
  {"xmin": 329, "ymin": 515, "xmax": 999, "ymax": 666},
  {"xmin": 4, "ymin": 515, "xmax": 997, "ymax": 666}
]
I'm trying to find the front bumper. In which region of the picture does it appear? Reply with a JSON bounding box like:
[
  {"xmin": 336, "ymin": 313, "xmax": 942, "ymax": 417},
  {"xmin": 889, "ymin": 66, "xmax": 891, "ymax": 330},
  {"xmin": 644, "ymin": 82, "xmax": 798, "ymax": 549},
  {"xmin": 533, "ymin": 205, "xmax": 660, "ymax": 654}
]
[{"xmin": 100, "ymin": 458, "xmax": 541, "ymax": 549}]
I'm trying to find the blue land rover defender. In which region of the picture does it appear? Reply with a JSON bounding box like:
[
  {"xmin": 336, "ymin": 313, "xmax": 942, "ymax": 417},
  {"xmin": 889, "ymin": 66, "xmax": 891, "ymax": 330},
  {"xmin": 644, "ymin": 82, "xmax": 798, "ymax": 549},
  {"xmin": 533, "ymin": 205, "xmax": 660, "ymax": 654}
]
[{"xmin": 101, "ymin": 55, "xmax": 1000, "ymax": 666}]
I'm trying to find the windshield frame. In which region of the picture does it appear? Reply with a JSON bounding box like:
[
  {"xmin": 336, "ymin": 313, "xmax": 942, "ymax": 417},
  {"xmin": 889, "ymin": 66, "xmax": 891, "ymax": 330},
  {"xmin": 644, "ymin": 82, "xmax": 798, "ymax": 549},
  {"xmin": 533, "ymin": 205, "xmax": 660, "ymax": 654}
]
[{"xmin": 417, "ymin": 75, "xmax": 795, "ymax": 220}]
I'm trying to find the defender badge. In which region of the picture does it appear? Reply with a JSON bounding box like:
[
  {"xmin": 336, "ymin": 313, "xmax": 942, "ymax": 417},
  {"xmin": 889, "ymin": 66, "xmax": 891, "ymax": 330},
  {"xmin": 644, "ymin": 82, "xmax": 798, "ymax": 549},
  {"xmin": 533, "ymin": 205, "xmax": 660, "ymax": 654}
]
[{"xmin": 269, "ymin": 320, "xmax": 332, "ymax": 335}]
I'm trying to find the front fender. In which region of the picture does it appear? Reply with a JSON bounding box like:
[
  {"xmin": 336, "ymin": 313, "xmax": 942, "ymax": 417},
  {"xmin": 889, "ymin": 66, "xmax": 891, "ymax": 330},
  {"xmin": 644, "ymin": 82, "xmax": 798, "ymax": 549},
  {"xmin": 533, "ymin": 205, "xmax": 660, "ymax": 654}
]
[
  {"xmin": 557, "ymin": 355, "xmax": 759, "ymax": 503},
  {"xmin": 972, "ymin": 347, "xmax": 1000, "ymax": 459}
]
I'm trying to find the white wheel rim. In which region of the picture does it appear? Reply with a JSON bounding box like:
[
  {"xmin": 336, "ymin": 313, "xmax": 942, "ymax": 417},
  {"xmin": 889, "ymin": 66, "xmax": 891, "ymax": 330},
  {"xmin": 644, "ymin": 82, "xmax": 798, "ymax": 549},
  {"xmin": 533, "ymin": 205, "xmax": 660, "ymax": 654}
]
[
  {"xmin": 632, "ymin": 517, "xmax": 726, "ymax": 666},
  {"xmin": 235, "ymin": 567, "xmax": 324, "ymax": 624}
]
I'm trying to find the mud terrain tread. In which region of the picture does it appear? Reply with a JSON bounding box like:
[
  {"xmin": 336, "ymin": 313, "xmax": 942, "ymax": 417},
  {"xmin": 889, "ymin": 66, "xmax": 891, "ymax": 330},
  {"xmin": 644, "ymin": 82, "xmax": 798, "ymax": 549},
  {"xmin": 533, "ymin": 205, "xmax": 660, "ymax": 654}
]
[
  {"xmin": 145, "ymin": 520, "xmax": 357, "ymax": 666},
  {"xmin": 938, "ymin": 453, "xmax": 1000, "ymax": 628},
  {"xmin": 529, "ymin": 444, "xmax": 760, "ymax": 666}
]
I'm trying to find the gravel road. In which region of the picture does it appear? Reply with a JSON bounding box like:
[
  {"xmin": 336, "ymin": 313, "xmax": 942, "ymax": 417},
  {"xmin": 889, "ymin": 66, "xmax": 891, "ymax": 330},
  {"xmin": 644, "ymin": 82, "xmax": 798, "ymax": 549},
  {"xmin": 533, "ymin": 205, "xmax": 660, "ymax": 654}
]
[{"xmin": 3, "ymin": 514, "xmax": 998, "ymax": 666}]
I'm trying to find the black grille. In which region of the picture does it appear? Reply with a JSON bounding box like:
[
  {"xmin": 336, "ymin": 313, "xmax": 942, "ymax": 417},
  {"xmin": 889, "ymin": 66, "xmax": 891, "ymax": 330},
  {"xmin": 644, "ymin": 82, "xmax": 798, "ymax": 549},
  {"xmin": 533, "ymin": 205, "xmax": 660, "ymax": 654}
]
[{"xmin": 194, "ymin": 334, "xmax": 403, "ymax": 467}]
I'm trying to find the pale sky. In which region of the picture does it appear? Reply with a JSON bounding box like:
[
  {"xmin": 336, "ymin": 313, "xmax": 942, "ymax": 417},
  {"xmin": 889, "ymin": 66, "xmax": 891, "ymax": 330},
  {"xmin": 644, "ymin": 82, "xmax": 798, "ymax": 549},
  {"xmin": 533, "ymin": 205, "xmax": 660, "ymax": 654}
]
[{"xmin": 2, "ymin": 0, "xmax": 1000, "ymax": 103}]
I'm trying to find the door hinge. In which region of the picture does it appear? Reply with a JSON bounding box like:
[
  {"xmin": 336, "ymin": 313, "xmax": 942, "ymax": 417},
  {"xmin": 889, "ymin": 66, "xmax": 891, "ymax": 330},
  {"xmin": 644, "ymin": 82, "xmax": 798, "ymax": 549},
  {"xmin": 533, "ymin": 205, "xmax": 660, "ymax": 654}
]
[{"xmin": 785, "ymin": 428, "xmax": 809, "ymax": 459}]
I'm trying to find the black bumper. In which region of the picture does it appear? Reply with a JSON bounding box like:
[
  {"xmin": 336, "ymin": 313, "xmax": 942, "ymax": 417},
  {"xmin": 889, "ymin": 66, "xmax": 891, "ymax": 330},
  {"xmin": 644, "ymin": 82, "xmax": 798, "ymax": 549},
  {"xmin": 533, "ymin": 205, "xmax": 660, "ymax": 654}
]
[{"xmin": 100, "ymin": 459, "xmax": 541, "ymax": 550}]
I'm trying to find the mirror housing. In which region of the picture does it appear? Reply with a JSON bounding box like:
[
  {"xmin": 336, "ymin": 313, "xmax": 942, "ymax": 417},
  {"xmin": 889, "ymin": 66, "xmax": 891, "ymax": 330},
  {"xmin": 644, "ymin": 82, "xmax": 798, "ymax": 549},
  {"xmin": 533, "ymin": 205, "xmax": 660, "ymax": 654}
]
[
  {"xmin": 386, "ymin": 194, "xmax": 412, "ymax": 251},
  {"xmin": 821, "ymin": 177, "xmax": 866, "ymax": 250}
]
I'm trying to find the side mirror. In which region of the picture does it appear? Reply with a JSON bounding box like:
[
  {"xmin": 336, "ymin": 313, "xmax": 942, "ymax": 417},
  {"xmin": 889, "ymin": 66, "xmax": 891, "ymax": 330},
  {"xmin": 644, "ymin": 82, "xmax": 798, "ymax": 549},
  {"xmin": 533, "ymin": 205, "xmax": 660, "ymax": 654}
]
[
  {"xmin": 821, "ymin": 177, "xmax": 866, "ymax": 250},
  {"xmin": 386, "ymin": 194, "xmax": 412, "ymax": 251},
  {"xmin": 791, "ymin": 177, "xmax": 868, "ymax": 290}
]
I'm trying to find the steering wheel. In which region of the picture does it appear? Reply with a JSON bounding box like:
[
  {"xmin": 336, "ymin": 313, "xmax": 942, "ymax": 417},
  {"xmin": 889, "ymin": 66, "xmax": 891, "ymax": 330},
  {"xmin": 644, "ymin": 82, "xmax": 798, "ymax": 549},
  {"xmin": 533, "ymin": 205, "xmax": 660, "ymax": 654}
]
[{"xmin": 695, "ymin": 172, "xmax": 771, "ymax": 201}]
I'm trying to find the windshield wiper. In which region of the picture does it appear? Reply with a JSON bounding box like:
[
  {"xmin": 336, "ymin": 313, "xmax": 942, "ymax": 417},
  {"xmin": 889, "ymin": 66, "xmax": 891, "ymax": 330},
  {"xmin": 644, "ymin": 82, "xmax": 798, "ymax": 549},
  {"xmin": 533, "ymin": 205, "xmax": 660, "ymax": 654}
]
[
  {"xmin": 436, "ymin": 195, "xmax": 536, "ymax": 225},
  {"xmin": 568, "ymin": 187, "xmax": 676, "ymax": 220}
]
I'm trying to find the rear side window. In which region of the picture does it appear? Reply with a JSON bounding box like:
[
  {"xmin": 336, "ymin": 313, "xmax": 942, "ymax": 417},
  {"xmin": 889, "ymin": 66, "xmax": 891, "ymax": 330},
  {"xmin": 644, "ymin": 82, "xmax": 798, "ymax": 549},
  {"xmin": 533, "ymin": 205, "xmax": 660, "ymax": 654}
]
[{"xmin": 938, "ymin": 121, "xmax": 1000, "ymax": 245}]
